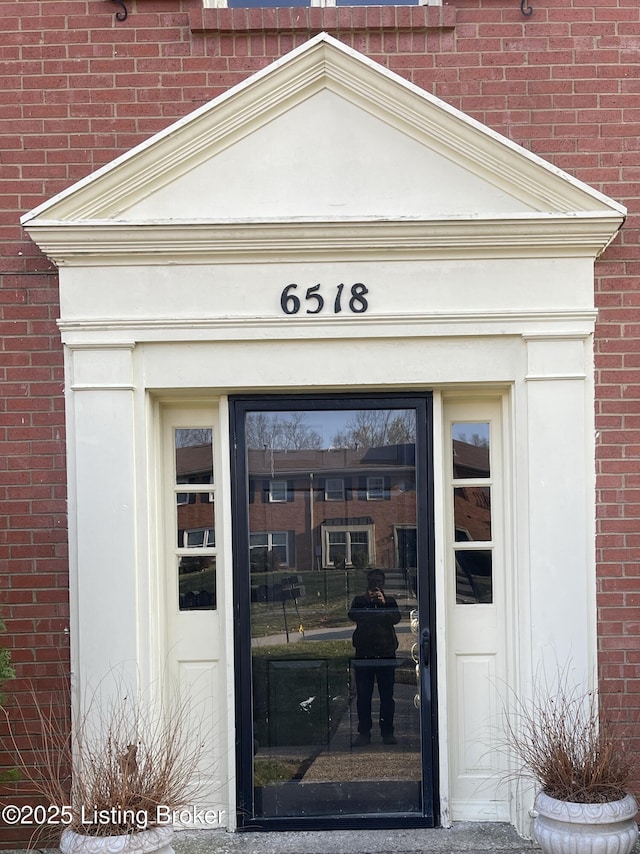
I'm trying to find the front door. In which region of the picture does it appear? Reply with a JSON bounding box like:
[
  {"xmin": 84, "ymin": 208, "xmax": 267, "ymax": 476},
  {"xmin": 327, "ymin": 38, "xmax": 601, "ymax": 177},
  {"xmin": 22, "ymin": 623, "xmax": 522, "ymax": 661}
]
[{"xmin": 231, "ymin": 394, "xmax": 437, "ymax": 828}]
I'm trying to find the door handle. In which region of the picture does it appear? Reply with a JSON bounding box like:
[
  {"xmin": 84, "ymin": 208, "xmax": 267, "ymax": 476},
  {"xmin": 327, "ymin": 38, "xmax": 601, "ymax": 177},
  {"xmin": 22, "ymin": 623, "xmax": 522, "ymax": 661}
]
[{"xmin": 421, "ymin": 627, "xmax": 430, "ymax": 667}]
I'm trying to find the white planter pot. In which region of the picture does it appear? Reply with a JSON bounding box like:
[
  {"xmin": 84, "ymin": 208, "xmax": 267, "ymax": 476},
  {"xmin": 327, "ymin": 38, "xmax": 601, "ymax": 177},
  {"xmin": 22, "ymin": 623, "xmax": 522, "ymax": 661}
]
[
  {"xmin": 534, "ymin": 791, "xmax": 639, "ymax": 854},
  {"xmin": 60, "ymin": 826, "xmax": 174, "ymax": 854}
]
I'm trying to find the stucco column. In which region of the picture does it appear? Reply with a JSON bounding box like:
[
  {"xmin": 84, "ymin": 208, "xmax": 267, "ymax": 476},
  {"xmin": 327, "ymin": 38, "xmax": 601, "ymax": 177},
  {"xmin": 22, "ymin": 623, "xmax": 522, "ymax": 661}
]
[
  {"xmin": 523, "ymin": 333, "xmax": 596, "ymax": 681},
  {"xmin": 65, "ymin": 344, "xmax": 140, "ymax": 699}
]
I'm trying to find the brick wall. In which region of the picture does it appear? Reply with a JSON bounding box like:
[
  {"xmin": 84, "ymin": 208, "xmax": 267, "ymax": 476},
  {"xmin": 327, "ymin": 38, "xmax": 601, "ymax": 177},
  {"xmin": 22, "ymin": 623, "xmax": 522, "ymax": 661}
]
[{"xmin": 1, "ymin": 0, "xmax": 639, "ymax": 844}]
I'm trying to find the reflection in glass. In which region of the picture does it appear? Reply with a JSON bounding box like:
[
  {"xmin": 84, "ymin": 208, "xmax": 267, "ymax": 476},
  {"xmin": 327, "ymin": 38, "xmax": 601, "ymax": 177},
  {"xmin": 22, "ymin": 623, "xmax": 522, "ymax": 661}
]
[
  {"xmin": 174, "ymin": 429, "xmax": 216, "ymax": 611},
  {"xmin": 250, "ymin": 532, "xmax": 289, "ymax": 571},
  {"xmin": 455, "ymin": 550, "xmax": 492, "ymax": 604},
  {"xmin": 245, "ymin": 408, "xmax": 422, "ymax": 818},
  {"xmin": 452, "ymin": 422, "xmax": 490, "ymax": 479},
  {"xmin": 179, "ymin": 555, "xmax": 216, "ymax": 610},
  {"xmin": 175, "ymin": 428, "xmax": 213, "ymax": 485},
  {"xmin": 454, "ymin": 487, "xmax": 491, "ymax": 542},
  {"xmin": 176, "ymin": 495, "xmax": 215, "ymax": 548}
]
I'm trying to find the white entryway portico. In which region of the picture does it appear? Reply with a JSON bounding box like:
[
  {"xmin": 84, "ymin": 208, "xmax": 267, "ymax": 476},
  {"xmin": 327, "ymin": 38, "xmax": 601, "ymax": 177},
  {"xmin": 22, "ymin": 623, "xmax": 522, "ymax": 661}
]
[{"xmin": 22, "ymin": 32, "xmax": 624, "ymax": 837}]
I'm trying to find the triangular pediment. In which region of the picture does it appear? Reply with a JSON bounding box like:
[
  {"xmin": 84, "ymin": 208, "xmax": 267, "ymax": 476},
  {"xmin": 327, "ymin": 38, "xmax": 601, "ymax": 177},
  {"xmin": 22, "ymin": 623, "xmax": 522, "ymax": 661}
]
[{"xmin": 22, "ymin": 33, "xmax": 624, "ymax": 261}]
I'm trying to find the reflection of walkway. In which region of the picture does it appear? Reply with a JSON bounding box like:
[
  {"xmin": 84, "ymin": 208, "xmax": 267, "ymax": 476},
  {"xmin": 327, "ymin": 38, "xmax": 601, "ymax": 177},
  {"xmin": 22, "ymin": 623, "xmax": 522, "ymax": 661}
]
[
  {"xmin": 251, "ymin": 574, "xmax": 417, "ymax": 648},
  {"xmin": 252, "ymin": 622, "xmax": 417, "ymax": 647},
  {"xmin": 302, "ymin": 681, "xmax": 421, "ymax": 783}
]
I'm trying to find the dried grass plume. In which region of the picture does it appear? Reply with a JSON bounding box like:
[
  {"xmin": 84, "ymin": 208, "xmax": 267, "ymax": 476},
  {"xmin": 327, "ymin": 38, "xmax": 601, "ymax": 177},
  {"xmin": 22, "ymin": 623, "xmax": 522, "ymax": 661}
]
[
  {"xmin": 503, "ymin": 669, "xmax": 633, "ymax": 804},
  {"xmin": 3, "ymin": 679, "xmax": 206, "ymax": 838}
]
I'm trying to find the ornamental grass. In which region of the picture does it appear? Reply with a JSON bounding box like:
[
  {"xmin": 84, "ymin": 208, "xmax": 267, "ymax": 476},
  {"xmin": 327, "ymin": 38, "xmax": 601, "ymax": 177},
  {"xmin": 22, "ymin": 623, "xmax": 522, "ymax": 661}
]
[
  {"xmin": 504, "ymin": 670, "xmax": 633, "ymax": 804},
  {"xmin": 3, "ymin": 679, "xmax": 205, "ymax": 837}
]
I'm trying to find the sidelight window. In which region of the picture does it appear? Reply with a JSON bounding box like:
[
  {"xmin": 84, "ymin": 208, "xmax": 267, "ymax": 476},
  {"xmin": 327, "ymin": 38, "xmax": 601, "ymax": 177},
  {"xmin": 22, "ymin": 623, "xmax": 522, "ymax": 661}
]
[
  {"xmin": 451, "ymin": 422, "xmax": 493, "ymax": 605},
  {"xmin": 174, "ymin": 427, "xmax": 217, "ymax": 610}
]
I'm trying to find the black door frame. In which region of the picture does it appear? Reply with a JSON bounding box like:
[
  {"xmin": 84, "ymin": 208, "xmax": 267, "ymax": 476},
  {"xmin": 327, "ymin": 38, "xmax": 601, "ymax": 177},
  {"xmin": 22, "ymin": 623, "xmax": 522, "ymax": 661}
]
[{"xmin": 230, "ymin": 392, "xmax": 438, "ymax": 830}]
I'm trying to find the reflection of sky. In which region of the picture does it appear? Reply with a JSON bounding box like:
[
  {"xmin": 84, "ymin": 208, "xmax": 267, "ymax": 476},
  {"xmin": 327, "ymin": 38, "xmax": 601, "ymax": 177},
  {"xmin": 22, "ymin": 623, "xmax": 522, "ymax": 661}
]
[
  {"xmin": 452, "ymin": 422, "xmax": 490, "ymax": 445},
  {"xmin": 305, "ymin": 411, "xmax": 352, "ymax": 446},
  {"xmin": 254, "ymin": 409, "xmax": 413, "ymax": 448}
]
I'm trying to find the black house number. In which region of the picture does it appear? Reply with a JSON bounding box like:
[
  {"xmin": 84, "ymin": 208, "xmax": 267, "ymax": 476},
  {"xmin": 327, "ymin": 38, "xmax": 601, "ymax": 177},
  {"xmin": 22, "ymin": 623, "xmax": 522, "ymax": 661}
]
[{"xmin": 280, "ymin": 283, "xmax": 369, "ymax": 315}]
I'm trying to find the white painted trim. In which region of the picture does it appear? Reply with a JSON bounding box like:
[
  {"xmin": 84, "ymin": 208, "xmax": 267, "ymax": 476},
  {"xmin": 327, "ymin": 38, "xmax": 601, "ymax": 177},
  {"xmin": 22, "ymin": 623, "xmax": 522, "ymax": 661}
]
[
  {"xmin": 432, "ymin": 390, "xmax": 451, "ymax": 828},
  {"xmin": 57, "ymin": 313, "xmax": 599, "ymax": 347},
  {"xmin": 216, "ymin": 395, "xmax": 237, "ymax": 831},
  {"xmin": 27, "ymin": 215, "xmax": 623, "ymax": 266}
]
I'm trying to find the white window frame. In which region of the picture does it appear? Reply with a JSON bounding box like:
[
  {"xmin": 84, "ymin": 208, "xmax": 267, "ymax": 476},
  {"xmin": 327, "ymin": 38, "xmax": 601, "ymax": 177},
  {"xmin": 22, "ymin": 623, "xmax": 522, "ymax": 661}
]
[
  {"xmin": 366, "ymin": 475, "xmax": 384, "ymax": 500},
  {"xmin": 249, "ymin": 531, "xmax": 290, "ymax": 567},
  {"xmin": 321, "ymin": 523, "xmax": 374, "ymax": 568},
  {"xmin": 180, "ymin": 527, "xmax": 216, "ymax": 549},
  {"xmin": 325, "ymin": 477, "xmax": 345, "ymax": 501},
  {"xmin": 268, "ymin": 479, "xmax": 289, "ymax": 503}
]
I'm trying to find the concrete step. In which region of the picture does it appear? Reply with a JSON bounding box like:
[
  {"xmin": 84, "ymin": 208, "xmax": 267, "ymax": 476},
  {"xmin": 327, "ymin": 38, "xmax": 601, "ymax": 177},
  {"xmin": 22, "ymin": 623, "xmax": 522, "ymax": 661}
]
[{"xmin": 172, "ymin": 824, "xmax": 538, "ymax": 854}]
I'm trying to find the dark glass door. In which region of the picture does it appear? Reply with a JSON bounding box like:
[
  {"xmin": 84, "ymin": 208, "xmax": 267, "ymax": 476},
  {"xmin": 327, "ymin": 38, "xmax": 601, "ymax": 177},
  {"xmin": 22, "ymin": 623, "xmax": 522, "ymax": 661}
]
[{"xmin": 231, "ymin": 395, "xmax": 437, "ymax": 829}]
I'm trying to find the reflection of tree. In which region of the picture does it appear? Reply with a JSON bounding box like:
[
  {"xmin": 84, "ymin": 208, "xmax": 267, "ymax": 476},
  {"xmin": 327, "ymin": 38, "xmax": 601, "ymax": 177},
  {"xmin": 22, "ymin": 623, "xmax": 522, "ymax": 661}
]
[
  {"xmin": 246, "ymin": 412, "xmax": 323, "ymax": 450},
  {"xmin": 331, "ymin": 410, "xmax": 415, "ymax": 450},
  {"xmin": 246, "ymin": 409, "xmax": 416, "ymax": 452},
  {"xmin": 175, "ymin": 428, "xmax": 212, "ymax": 448},
  {"xmin": 455, "ymin": 432, "xmax": 489, "ymax": 448}
]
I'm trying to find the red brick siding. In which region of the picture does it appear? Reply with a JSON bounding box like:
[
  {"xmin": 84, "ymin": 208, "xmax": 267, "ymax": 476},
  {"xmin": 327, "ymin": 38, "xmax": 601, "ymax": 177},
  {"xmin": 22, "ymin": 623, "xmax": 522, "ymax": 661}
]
[{"xmin": 1, "ymin": 0, "xmax": 639, "ymax": 843}]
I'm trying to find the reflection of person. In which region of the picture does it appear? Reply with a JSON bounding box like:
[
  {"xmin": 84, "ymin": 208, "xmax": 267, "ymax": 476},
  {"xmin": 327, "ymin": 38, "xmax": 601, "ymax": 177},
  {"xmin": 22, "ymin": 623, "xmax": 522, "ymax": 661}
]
[{"xmin": 348, "ymin": 570, "xmax": 401, "ymax": 746}]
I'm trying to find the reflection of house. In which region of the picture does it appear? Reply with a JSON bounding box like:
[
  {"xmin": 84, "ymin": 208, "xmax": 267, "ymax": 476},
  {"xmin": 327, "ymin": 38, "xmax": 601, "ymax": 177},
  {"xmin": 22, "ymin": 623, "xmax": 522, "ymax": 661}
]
[
  {"xmin": 177, "ymin": 443, "xmax": 417, "ymax": 574},
  {"xmin": 452, "ymin": 439, "xmax": 492, "ymax": 603},
  {"xmin": 248, "ymin": 444, "xmax": 416, "ymax": 573},
  {"xmin": 176, "ymin": 442, "xmax": 215, "ymax": 549},
  {"xmin": 453, "ymin": 439, "xmax": 491, "ymax": 543},
  {"xmin": 175, "ymin": 441, "xmax": 216, "ymax": 609}
]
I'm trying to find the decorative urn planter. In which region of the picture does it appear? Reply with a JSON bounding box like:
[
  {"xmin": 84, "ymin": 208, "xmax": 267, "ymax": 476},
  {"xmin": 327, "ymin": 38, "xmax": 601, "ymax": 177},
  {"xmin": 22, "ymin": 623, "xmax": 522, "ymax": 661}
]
[
  {"xmin": 60, "ymin": 826, "xmax": 175, "ymax": 854},
  {"xmin": 533, "ymin": 791, "xmax": 639, "ymax": 854}
]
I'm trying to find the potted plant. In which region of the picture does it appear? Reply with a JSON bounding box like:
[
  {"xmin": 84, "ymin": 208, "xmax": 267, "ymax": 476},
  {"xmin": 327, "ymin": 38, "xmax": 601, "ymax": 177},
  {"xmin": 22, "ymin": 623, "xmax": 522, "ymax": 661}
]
[
  {"xmin": 0, "ymin": 609, "xmax": 19, "ymax": 783},
  {"xmin": 504, "ymin": 670, "xmax": 638, "ymax": 854},
  {"xmin": 3, "ymin": 679, "xmax": 205, "ymax": 854}
]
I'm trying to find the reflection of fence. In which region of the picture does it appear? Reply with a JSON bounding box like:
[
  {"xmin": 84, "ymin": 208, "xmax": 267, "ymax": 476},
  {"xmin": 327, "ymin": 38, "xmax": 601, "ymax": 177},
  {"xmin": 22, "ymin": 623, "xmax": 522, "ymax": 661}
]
[
  {"xmin": 178, "ymin": 557, "xmax": 216, "ymax": 610},
  {"xmin": 251, "ymin": 574, "xmax": 306, "ymax": 642}
]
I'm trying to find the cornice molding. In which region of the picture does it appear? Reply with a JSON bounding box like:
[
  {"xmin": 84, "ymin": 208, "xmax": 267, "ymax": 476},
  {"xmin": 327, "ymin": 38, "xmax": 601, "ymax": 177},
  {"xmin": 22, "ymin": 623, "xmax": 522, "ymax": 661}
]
[
  {"xmin": 27, "ymin": 215, "xmax": 623, "ymax": 266},
  {"xmin": 57, "ymin": 309, "xmax": 598, "ymax": 344}
]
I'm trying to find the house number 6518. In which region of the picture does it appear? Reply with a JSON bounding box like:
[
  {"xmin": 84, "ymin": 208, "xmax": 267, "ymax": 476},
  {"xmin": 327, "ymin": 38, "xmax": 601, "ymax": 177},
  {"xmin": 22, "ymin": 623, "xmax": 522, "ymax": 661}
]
[{"xmin": 280, "ymin": 283, "xmax": 369, "ymax": 315}]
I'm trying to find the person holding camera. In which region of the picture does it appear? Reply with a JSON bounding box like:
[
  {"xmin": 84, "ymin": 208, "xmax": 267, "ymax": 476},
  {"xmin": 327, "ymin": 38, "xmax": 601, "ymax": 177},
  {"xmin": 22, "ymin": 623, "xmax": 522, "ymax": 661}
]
[{"xmin": 348, "ymin": 569, "xmax": 402, "ymax": 746}]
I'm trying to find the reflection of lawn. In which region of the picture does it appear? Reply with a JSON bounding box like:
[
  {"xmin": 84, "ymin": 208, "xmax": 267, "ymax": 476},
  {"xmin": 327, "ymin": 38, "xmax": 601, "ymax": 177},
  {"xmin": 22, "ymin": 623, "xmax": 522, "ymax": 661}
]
[
  {"xmin": 252, "ymin": 639, "xmax": 353, "ymax": 660},
  {"xmin": 250, "ymin": 570, "xmax": 365, "ymax": 638},
  {"xmin": 178, "ymin": 567, "xmax": 216, "ymax": 595},
  {"xmin": 254, "ymin": 757, "xmax": 301, "ymax": 786},
  {"xmin": 252, "ymin": 639, "xmax": 415, "ymax": 683}
]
